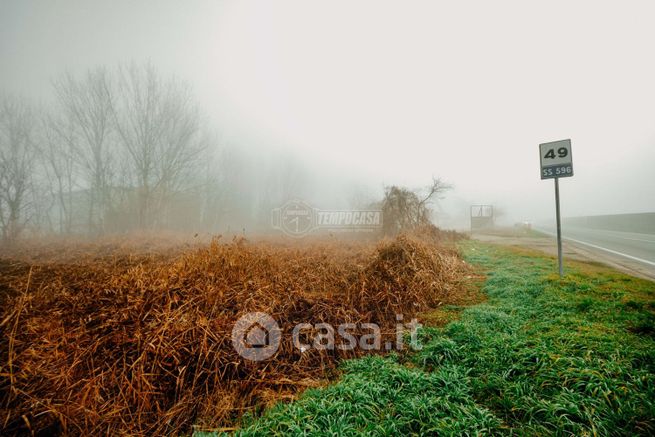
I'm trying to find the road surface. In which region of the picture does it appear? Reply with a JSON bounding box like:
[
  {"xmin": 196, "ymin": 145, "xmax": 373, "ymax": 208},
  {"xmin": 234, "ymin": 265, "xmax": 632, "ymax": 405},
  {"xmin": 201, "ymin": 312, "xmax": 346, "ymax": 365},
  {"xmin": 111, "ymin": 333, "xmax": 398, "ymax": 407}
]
[
  {"xmin": 535, "ymin": 226, "xmax": 655, "ymax": 279},
  {"xmin": 473, "ymin": 227, "xmax": 655, "ymax": 281}
]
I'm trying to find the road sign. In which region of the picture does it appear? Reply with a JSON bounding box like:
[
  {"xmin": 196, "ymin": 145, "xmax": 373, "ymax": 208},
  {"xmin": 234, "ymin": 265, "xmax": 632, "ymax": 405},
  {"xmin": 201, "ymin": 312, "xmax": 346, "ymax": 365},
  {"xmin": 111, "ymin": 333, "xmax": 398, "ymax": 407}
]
[
  {"xmin": 539, "ymin": 138, "xmax": 573, "ymax": 277},
  {"xmin": 470, "ymin": 205, "xmax": 493, "ymax": 233},
  {"xmin": 540, "ymin": 139, "xmax": 573, "ymax": 179}
]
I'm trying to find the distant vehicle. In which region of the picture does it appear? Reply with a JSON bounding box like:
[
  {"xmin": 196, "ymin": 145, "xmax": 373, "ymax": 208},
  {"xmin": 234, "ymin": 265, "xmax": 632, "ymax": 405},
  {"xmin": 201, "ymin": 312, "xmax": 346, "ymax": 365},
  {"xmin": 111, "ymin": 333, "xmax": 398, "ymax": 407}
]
[{"xmin": 514, "ymin": 221, "xmax": 532, "ymax": 231}]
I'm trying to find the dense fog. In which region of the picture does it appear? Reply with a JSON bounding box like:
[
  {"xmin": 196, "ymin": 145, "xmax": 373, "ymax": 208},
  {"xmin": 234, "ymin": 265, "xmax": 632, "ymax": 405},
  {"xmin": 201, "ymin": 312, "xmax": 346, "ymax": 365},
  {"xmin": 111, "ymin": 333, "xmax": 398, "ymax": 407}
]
[{"xmin": 1, "ymin": 0, "xmax": 654, "ymax": 241}]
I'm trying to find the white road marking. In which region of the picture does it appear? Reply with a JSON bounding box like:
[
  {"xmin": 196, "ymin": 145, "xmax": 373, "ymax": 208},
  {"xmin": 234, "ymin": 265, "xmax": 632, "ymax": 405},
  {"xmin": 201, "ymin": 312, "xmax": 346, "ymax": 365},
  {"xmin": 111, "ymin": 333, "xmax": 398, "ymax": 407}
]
[
  {"xmin": 535, "ymin": 228, "xmax": 655, "ymax": 267},
  {"xmin": 568, "ymin": 228, "xmax": 655, "ymax": 243},
  {"xmin": 616, "ymin": 236, "xmax": 655, "ymax": 243},
  {"xmin": 563, "ymin": 237, "xmax": 655, "ymax": 267},
  {"xmin": 608, "ymin": 235, "xmax": 655, "ymax": 244}
]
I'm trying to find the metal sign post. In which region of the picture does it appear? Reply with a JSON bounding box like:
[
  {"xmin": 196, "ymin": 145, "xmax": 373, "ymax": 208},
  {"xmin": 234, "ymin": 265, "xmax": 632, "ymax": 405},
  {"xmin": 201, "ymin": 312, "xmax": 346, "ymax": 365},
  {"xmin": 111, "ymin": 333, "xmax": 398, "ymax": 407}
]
[
  {"xmin": 539, "ymin": 139, "xmax": 573, "ymax": 277},
  {"xmin": 554, "ymin": 177, "xmax": 563, "ymax": 276}
]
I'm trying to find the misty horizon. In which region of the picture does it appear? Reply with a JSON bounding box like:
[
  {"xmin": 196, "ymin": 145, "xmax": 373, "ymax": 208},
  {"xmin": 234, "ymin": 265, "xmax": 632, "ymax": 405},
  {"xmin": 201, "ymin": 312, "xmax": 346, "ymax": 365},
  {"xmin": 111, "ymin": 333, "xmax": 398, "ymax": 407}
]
[{"xmin": 1, "ymin": 0, "xmax": 654, "ymax": 236}]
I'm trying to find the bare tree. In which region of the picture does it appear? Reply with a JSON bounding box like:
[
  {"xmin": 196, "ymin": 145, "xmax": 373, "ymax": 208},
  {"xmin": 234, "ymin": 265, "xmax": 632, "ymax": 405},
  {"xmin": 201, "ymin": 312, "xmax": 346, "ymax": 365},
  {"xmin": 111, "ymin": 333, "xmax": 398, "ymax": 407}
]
[
  {"xmin": 199, "ymin": 140, "xmax": 239, "ymax": 232},
  {"xmin": 381, "ymin": 177, "xmax": 452, "ymax": 235},
  {"xmin": 52, "ymin": 67, "xmax": 116, "ymax": 235},
  {"xmin": 415, "ymin": 177, "xmax": 452, "ymax": 225},
  {"xmin": 255, "ymin": 153, "xmax": 308, "ymax": 227},
  {"xmin": 39, "ymin": 111, "xmax": 78, "ymax": 234},
  {"xmin": 112, "ymin": 63, "xmax": 205, "ymax": 229},
  {"xmin": 0, "ymin": 96, "xmax": 37, "ymax": 243}
]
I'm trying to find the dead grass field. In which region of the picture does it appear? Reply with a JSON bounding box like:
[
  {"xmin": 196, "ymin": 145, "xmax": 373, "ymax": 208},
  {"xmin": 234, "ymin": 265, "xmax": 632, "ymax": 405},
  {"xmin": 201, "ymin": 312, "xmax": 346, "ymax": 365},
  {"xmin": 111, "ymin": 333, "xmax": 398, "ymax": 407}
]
[{"xmin": 0, "ymin": 227, "xmax": 477, "ymax": 435}]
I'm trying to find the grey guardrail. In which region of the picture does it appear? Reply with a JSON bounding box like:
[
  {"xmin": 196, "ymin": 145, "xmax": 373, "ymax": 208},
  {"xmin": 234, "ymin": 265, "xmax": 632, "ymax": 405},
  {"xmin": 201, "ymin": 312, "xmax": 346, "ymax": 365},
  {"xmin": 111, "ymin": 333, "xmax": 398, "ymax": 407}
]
[{"xmin": 562, "ymin": 213, "xmax": 655, "ymax": 235}]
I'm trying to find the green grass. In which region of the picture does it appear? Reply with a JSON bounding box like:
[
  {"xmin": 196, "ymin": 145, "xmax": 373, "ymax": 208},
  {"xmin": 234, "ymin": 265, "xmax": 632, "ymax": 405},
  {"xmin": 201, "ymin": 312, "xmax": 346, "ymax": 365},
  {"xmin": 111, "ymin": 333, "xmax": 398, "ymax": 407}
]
[{"xmin": 201, "ymin": 242, "xmax": 655, "ymax": 436}]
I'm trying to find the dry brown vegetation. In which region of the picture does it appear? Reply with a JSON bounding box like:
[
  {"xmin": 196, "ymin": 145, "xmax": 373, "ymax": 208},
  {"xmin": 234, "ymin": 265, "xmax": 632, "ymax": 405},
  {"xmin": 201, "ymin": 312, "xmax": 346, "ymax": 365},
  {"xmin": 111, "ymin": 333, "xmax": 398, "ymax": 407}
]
[{"xmin": 1, "ymin": 228, "xmax": 473, "ymax": 435}]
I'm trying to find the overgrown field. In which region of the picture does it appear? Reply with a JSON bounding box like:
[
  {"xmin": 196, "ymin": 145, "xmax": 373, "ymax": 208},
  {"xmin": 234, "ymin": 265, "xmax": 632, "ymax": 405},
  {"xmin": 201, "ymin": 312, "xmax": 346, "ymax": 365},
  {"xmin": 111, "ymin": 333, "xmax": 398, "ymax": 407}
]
[
  {"xmin": 213, "ymin": 243, "xmax": 655, "ymax": 435},
  {"xmin": 0, "ymin": 229, "xmax": 472, "ymax": 435}
]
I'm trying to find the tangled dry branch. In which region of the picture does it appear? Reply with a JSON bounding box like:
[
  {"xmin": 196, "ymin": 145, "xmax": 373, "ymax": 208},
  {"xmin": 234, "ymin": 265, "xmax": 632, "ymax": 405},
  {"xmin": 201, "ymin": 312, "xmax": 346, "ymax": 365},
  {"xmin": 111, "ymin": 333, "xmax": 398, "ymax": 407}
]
[{"xmin": 1, "ymin": 228, "xmax": 470, "ymax": 435}]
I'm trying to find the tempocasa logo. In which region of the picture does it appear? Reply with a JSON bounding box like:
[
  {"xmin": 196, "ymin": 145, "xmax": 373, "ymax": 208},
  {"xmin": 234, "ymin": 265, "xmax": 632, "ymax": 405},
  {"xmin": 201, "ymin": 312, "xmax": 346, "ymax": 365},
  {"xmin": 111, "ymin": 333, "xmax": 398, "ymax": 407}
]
[{"xmin": 271, "ymin": 199, "xmax": 382, "ymax": 238}]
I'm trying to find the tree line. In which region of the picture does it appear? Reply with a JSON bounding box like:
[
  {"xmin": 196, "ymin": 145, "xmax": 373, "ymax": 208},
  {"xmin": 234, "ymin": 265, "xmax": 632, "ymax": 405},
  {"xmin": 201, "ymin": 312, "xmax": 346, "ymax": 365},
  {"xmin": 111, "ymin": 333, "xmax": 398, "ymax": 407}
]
[
  {"xmin": 0, "ymin": 63, "xmax": 452, "ymax": 244},
  {"xmin": 0, "ymin": 64, "xmax": 313, "ymax": 243}
]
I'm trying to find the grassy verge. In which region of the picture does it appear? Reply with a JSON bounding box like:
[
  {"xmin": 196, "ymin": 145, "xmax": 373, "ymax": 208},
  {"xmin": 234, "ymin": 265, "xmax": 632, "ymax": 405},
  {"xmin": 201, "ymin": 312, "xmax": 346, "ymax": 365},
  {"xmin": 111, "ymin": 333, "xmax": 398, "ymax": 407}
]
[{"xmin": 202, "ymin": 242, "xmax": 655, "ymax": 436}]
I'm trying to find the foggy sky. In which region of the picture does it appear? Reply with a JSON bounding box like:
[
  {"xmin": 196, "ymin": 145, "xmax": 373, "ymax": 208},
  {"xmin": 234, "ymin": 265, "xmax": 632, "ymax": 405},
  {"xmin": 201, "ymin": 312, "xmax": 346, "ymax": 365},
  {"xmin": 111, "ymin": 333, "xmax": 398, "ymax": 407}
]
[{"xmin": 2, "ymin": 0, "xmax": 654, "ymax": 226}]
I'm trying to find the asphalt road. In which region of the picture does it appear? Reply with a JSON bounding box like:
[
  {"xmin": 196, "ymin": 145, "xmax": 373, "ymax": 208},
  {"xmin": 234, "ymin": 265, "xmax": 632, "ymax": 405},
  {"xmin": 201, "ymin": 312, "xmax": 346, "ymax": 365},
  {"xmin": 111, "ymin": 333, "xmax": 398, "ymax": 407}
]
[{"xmin": 535, "ymin": 225, "xmax": 655, "ymax": 278}]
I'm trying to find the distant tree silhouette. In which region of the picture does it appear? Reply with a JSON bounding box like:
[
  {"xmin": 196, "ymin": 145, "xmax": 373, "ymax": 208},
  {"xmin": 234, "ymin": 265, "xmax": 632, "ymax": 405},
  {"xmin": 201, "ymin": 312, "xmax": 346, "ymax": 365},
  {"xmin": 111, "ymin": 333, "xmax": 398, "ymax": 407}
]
[{"xmin": 382, "ymin": 177, "xmax": 451, "ymax": 235}]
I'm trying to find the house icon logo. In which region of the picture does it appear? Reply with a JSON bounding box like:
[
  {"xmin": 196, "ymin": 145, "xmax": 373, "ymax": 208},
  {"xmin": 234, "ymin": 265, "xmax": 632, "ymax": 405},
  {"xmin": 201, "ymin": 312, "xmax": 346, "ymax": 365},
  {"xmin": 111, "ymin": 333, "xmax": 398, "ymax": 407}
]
[
  {"xmin": 231, "ymin": 312, "xmax": 281, "ymax": 361},
  {"xmin": 245, "ymin": 322, "xmax": 269, "ymax": 348}
]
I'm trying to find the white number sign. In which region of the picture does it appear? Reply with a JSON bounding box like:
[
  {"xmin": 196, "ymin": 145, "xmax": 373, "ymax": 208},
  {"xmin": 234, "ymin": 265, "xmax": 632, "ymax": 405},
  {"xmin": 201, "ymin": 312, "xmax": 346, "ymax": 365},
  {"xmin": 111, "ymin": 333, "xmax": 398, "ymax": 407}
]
[{"xmin": 540, "ymin": 139, "xmax": 573, "ymax": 179}]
